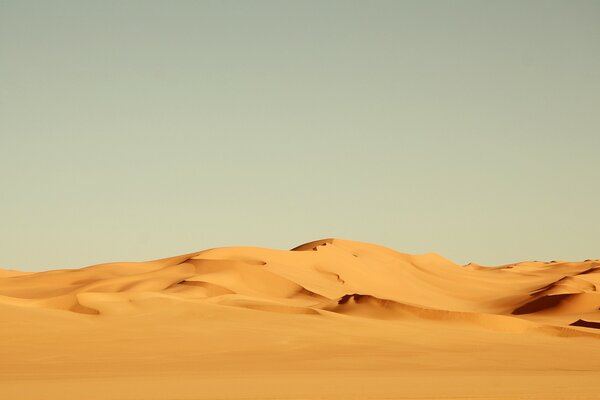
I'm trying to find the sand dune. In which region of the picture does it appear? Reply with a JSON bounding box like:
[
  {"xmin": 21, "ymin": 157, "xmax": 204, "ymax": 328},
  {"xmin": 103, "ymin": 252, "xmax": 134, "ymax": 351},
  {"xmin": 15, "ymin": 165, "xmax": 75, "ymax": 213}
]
[{"xmin": 1, "ymin": 238, "xmax": 600, "ymax": 399}]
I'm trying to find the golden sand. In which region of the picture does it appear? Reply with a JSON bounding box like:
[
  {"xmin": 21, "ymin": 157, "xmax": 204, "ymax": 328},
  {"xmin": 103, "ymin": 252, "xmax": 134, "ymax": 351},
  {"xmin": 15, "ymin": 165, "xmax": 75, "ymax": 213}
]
[{"xmin": 2, "ymin": 239, "xmax": 599, "ymax": 399}]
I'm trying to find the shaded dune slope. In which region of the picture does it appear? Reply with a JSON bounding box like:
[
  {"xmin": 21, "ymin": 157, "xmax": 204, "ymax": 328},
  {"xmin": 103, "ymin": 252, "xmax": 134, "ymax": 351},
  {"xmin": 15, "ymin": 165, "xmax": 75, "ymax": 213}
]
[{"xmin": 1, "ymin": 239, "xmax": 599, "ymax": 335}]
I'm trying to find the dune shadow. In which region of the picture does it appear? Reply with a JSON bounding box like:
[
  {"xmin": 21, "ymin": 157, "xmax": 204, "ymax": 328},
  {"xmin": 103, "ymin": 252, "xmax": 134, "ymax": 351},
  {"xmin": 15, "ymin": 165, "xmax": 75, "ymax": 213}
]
[
  {"xmin": 512, "ymin": 294, "xmax": 570, "ymax": 315},
  {"xmin": 569, "ymin": 319, "xmax": 600, "ymax": 329}
]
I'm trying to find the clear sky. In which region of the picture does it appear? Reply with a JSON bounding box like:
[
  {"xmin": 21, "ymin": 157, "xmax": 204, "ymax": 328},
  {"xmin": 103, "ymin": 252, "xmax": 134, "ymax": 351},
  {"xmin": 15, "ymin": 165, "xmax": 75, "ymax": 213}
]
[{"xmin": 1, "ymin": 1, "xmax": 599, "ymax": 271}]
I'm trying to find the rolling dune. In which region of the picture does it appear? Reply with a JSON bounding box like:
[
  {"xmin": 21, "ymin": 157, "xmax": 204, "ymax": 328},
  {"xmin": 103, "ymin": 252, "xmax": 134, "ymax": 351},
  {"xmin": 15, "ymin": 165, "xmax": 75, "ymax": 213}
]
[{"xmin": 1, "ymin": 238, "xmax": 600, "ymax": 399}]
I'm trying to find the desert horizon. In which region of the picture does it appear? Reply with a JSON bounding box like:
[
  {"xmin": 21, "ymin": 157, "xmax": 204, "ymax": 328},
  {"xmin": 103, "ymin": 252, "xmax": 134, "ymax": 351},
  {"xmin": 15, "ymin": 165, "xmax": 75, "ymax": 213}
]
[{"xmin": 2, "ymin": 238, "xmax": 600, "ymax": 399}]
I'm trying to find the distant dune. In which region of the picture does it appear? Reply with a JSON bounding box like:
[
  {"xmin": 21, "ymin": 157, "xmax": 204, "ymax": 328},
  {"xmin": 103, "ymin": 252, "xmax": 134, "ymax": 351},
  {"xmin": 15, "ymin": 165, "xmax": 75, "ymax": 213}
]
[{"xmin": 2, "ymin": 238, "xmax": 600, "ymax": 399}]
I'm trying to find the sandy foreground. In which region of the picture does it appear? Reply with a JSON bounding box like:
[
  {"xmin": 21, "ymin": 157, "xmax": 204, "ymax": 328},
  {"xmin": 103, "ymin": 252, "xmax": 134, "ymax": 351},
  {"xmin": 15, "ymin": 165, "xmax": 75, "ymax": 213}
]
[{"xmin": 1, "ymin": 238, "xmax": 600, "ymax": 399}]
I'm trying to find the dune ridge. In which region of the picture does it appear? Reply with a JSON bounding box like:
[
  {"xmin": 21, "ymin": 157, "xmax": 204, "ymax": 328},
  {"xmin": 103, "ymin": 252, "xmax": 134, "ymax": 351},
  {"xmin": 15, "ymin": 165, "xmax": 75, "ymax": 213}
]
[{"xmin": 2, "ymin": 238, "xmax": 599, "ymax": 333}]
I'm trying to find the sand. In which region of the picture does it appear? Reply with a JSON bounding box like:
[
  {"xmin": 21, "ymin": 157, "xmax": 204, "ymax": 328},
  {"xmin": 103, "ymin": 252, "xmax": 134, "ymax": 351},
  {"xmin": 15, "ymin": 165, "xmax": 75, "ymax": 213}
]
[{"xmin": 1, "ymin": 238, "xmax": 600, "ymax": 399}]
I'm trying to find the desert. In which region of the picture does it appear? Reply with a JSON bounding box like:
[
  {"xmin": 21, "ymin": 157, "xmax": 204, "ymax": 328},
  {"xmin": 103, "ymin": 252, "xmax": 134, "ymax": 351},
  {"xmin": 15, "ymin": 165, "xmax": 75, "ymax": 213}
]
[
  {"xmin": 1, "ymin": 238, "xmax": 600, "ymax": 399},
  {"xmin": 3, "ymin": 1, "xmax": 599, "ymax": 399}
]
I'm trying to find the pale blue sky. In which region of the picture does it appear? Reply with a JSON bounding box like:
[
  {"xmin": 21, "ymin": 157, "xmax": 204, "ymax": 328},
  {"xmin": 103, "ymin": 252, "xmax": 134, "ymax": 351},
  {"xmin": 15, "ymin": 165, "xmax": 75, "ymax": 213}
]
[{"xmin": 1, "ymin": 1, "xmax": 599, "ymax": 271}]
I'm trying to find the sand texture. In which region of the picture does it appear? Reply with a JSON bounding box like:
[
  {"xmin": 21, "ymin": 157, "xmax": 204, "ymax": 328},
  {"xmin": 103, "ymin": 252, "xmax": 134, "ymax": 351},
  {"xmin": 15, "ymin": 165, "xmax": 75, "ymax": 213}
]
[{"xmin": 1, "ymin": 238, "xmax": 600, "ymax": 399}]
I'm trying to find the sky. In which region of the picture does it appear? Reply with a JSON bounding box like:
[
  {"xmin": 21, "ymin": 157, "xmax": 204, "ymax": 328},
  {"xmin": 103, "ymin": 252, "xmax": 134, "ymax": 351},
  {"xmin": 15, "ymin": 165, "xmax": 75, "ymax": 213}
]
[{"xmin": 1, "ymin": 0, "xmax": 599, "ymax": 271}]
